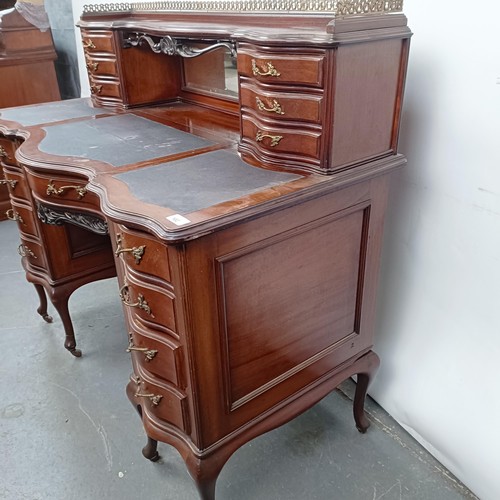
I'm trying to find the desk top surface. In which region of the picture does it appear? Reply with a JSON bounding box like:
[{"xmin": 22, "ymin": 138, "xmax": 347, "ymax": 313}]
[
  {"xmin": 1, "ymin": 99, "xmax": 404, "ymax": 241},
  {"xmin": 0, "ymin": 99, "xmax": 106, "ymax": 128}
]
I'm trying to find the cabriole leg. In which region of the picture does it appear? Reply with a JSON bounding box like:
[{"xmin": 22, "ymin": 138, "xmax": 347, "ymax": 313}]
[
  {"xmin": 34, "ymin": 283, "xmax": 53, "ymax": 323},
  {"xmin": 52, "ymin": 295, "xmax": 81, "ymax": 357},
  {"xmin": 353, "ymin": 351, "xmax": 380, "ymax": 433}
]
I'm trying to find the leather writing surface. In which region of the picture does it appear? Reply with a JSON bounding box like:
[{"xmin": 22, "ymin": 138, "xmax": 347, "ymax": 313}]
[
  {"xmin": 39, "ymin": 114, "xmax": 214, "ymax": 167},
  {"xmin": 114, "ymin": 149, "xmax": 302, "ymax": 213},
  {"xmin": 0, "ymin": 98, "xmax": 105, "ymax": 126}
]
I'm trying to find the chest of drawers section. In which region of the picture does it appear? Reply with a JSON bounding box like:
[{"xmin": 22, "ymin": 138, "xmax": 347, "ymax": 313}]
[
  {"xmin": 237, "ymin": 44, "xmax": 327, "ymax": 173},
  {"xmin": 81, "ymin": 29, "xmax": 124, "ymax": 108},
  {"xmin": 1, "ymin": 136, "xmax": 49, "ymax": 269},
  {"xmin": 111, "ymin": 224, "xmax": 191, "ymax": 437}
]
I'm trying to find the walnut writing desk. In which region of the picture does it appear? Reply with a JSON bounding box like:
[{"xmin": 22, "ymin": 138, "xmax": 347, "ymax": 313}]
[{"xmin": 0, "ymin": 3, "xmax": 411, "ymax": 498}]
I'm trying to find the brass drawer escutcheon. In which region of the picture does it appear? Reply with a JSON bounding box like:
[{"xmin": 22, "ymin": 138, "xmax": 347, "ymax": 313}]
[
  {"xmin": 46, "ymin": 181, "xmax": 88, "ymax": 199},
  {"xmin": 18, "ymin": 244, "xmax": 36, "ymax": 259},
  {"xmin": 90, "ymin": 84, "xmax": 103, "ymax": 95},
  {"xmin": 0, "ymin": 179, "xmax": 17, "ymax": 189},
  {"xmin": 86, "ymin": 61, "xmax": 99, "ymax": 72},
  {"xmin": 0, "ymin": 145, "xmax": 11, "ymax": 159},
  {"xmin": 115, "ymin": 234, "xmax": 146, "ymax": 264},
  {"xmin": 135, "ymin": 392, "xmax": 163, "ymax": 406},
  {"xmin": 82, "ymin": 38, "xmax": 96, "ymax": 49},
  {"xmin": 119, "ymin": 284, "xmax": 155, "ymax": 317},
  {"xmin": 252, "ymin": 59, "xmax": 280, "ymax": 77},
  {"xmin": 256, "ymin": 97, "xmax": 284, "ymax": 115},
  {"xmin": 6, "ymin": 209, "xmax": 24, "ymax": 224},
  {"xmin": 126, "ymin": 342, "xmax": 158, "ymax": 361},
  {"xmin": 256, "ymin": 130, "xmax": 283, "ymax": 147}
]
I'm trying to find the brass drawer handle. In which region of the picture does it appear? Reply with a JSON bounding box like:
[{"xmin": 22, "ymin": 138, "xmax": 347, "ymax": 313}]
[
  {"xmin": 115, "ymin": 234, "xmax": 146, "ymax": 264},
  {"xmin": 0, "ymin": 145, "xmax": 11, "ymax": 159},
  {"xmin": 18, "ymin": 244, "xmax": 36, "ymax": 259},
  {"xmin": 6, "ymin": 209, "xmax": 24, "ymax": 224},
  {"xmin": 252, "ymin": 59, "xmax": 280, "ymax": 77},
  {"xmin": 46, "ymin": 180, "xmax": 88, "ymax": 199},
  {"xmin": 0, "ymin": 179, "xmax": 18, "ymax": 189},
  {"xmin": 256, "ymin": 97, "xmax": 285, "ymax": 115},
  {"xmin": 126, "ymin": 342, "xmax": 158, "ymax": 361},
  {"xmin": 134, "ymin": 392, "xmax": 163, "ymax": 406},
  {"xmin": 119, "ymin": 285, "xmax": 155, "ymax": 317},
  {"xmin": 82, "ymin": 38, "xmax": 96, "ymax": 49},
  {"xmin": 256, "ymin": 130, "xmax": 283, "ymax": 147},
  {"xmin": 86, "ymin": 61, "xmax": 99, "ymax": 72},
  {"xmin": 90, "ymin": 84, "xmax": 102, "ymax": 95}
]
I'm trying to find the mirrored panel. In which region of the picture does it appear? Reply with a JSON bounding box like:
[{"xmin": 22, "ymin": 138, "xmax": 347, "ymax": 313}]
[{"xmin": 182, "ymin": 45, "xmax": 238, "ymax": 99}]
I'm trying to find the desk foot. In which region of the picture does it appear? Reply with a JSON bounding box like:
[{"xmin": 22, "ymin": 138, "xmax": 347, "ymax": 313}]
[
  {"xmin": 34, "ymin": 284, "xmax": 53, "ymax": 323},
  {"xmin": 142, "ymin": 436, "xmax": 160, "ymax": 462},
  {"xmin": 353, "ymin": 351, "xmax": 380, "ymax": 433}
]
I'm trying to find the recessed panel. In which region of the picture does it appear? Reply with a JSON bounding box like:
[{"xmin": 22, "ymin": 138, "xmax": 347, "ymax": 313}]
[{"xmin": 219, "ymin": 209, "xmax": 366, "ymax": 407}]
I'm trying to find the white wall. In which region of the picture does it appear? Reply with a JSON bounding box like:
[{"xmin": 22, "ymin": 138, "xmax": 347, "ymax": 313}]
[
  {"xmin": 70, "ymin": 1, "xmax": 500, "ymax": 498},
  {"xmin": 370, "ymin": 2, "xmax": 500, "ymax": 499}
]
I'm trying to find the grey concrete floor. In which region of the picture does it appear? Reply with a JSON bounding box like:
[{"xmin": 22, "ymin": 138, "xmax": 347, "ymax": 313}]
[{"xmin": 0, "ymin": 220, "xmax": 476, "ymax": 500}]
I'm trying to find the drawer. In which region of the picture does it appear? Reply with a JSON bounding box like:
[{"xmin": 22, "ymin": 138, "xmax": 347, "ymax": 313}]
[
  {"xmin": 128, "ymin": 317, "xmax": 185, "ymax": 388},
  {"xmin": 27, "ymin": 171, "xmax": 100, "ymax": 211},
  {"xmin": 6, "ymin": 201, "xmax": 39, "ymax": 238},
  {"xmin": 81, "ymin": 30, "xmax": 115, "ymax": 54},
  {"xmin": 119, "ymin": 277, "xmax": 176, "ymax": 332},
  {"xmin": 2, "ymin": 166, "xmax": 30, "ymax": 202},
  {"xmin": 89, "ymin": 78, "xmax": 122, "ymax": 99},
  {"xmin": 134, "ymin": 373, "xmax": 189, "ymax": 432},
  {"xmin": 241, "ymin": 114, "xmax": 322, "ymax": 161},
  {"xmin": 114, "ymin": 226, "xmax": 171, "ymax": 283},
  {"xmin": 238, "ymin": 51, "xmax": 325, "ymax": 87},
  {"xmin": 0, "ymin": 137, "xmax": 19, "ymax": 167},
  {"xmin": 18, "ymin": 236, "xmax": 47, "ymax": 270},
  {"xmin": 85, "ymin": 55, "xmax": 119, "ymax": 78},
  {"xmin": 240, "ymin": 81, "xmax": 323, "ymax": 124}
]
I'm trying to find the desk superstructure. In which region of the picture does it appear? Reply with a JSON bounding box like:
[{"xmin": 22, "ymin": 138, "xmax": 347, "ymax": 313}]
[{"xmin": 0, "ymin": 3, "xmax": 411, "ymax": 498}]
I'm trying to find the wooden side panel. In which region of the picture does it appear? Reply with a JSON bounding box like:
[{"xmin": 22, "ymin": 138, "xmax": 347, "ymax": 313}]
[
  {"xmin": 330, "ymin": 38, "xmax": 404, "ymax": 168},
  {"xmin": 218, "ymin": 206, "xmax": 366, "ymax": 408},
  {"xmin": 179, "ymin": 176, "xmax": 390, "ymax": 448}
]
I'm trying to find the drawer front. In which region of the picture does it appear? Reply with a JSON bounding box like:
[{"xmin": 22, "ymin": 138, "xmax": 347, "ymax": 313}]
[
  {"xmin": 134, "ymin": 374, "xmax": 188, "ymax": 432},
  {"xmin": 238, "ymin": 51, "xmax": 325, "ymax": 87},
  {"xmin": 115, "ymin": 226, "xmax": 171, "ymax": 283},
  {"xmin": 89, "ymin": 78, "xmax": 122, "ymax": 99},
  {"xmin": 120, "ymin": 279, "xmax": 176, "ymax": 332},
  {"xmin": 241, "ymin": 115, "xmax": 322, "ymax": 160},
  {"xmin": 18, "ymin": 237, "xmax": 47, "ymax": 270},
  {"xmin": 128, "ymin": 320, "xmax": 184, "ymax": 388},
  {"xmin": 28, "ymin": 171, "xmax": 100, "ymax": 211},
  {"xmin": 7, "ymin": 201, "xmax": 39, "ymax": 238},
  {"xmin": 81, "ymin": 30, "xmax": 115, "ymax": 54},
  {"xmin": 2, "ymin": 167, "xmax": 30, "ymax": 202},
  {"xmin": 85, "ymin": 55, "xmax": 118, "ymax": 78},
  {"xmin": 0, "ymin": 138, "xmax": 19, "ymax": 167},
  {"xmin": 240, "ymin": 82, "xmax": 323, "ymax": 124}
]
